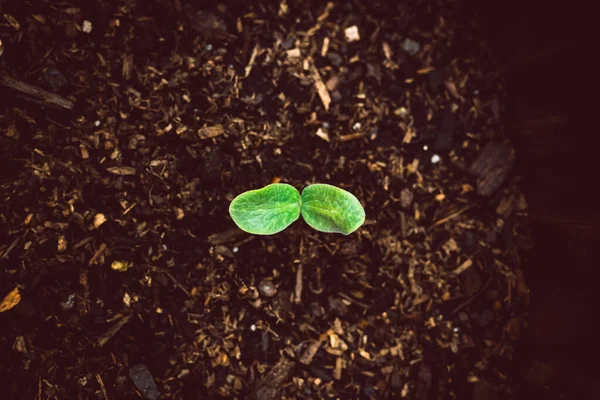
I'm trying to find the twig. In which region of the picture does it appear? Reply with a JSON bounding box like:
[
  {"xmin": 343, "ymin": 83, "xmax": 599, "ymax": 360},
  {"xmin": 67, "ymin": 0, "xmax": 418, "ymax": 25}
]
[
  {"xmin": 88, "ymin": 243, "xmax": 107, "ymax": 265},
  {"xmin": 299, "ymin": 330, "xmax": 329, "ymax": 365},
  {"xmin": 164, "ymin": 270, "xmax": 191, "ymax": 297},
  {"xmin": 97, "ymin": 314, "xmax": 131, "ymax": 347},
  {"xmin": 429, "ymin": 203, "xmax": 475, "ymax": 230},
  {"xmin": 294, "ymin": 264, "xmax": 303, "ymax": 304},
  {"xmin": 0, "ymin": 71, "xmax": 74, "ymax": 110},
  {"xmin": 96, "ymin": 374, "xmax": 109, "ymax": 400}
]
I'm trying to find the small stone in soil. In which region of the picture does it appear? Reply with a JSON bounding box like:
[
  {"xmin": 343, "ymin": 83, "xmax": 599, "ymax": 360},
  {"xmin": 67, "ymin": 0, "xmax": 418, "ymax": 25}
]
[
  {"xmin": 400, "ymin": 38, "xmax": 420, "ymax": 55},
  {"xmin": 42, "ymin": 67, "xmax": 68, "ymax": 91},
  {"xmin": 258, "ymin": 280, "xmax": 277, "ymax": 297},
  {"xmin": 129, "ymin": 364, "xmax": 159, "ymax": 400},
  {"xmin": 400, "ymin": 188, "xmax": 413, "ymax": 208},
  {"xmin": 327, "ymin": 52, "xmax": 343, "ymax": 66}
]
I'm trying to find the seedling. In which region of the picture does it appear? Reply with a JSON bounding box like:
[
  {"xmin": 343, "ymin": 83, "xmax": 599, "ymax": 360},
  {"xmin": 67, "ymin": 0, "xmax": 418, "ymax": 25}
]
[{"xmin": 229, "ymin": 183, "xmax": 365, "ymax": 235}]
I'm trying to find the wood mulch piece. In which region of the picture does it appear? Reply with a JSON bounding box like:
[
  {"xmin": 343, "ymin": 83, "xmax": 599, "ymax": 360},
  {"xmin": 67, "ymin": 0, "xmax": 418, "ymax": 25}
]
[{"xmin": 1, "ymin": 1, "xmax": 531, "ymax": 399}]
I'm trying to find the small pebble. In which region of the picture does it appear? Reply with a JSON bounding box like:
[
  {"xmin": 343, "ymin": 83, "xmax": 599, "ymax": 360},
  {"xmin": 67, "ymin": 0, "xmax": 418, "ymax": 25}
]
[
  {"xmin": 205, "ymin": 44, "xmax": 213, "ymax": 51},
  {"xmin": 250, "ymin": 324, "xmax": 256, "ymax": 331},
  {"xmin": 82, "ymin": 20, "xmax": 92, "ymax": 34},
  {"xmin": 400, "ymin": 38, "xmax": 420, "ymax": 55},
  {"xmin": 94, "ymin": 120, "xmax": 101, "ymax": 127},
  {"xmin": 232, "ymin": 246, "xmax": 238, "ymax": 253},
  {"xmin": 400, "ymin": 188, "xmax": 414, "ymax": 208},
  {"xmin": 129, "ymin": 364, "xmax": 159, "ymax": 400},
  {"xmin": 431, "ymin": 154, "xmax": 441, "ymax": 164},
  {"xmin": 60, "ymin": 293, "xmax": 76, "ymax": 310},
  {"xmin": 258, "ymin": 279, "xmax": 277, "ymax": 297},
  {"xmin": 352, "ymin": 122, "xmax": 361, "ymax": 131},
  {"xmin": 423, "ymin": 145, "xmax": 429, "ymax": 151},
  {"xmin": 344, "ymin": 26, "xmax": 360, "ymax": 42}
]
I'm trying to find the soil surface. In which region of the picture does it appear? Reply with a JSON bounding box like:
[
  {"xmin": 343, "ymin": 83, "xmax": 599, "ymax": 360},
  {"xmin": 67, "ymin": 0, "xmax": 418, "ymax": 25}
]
[{"xmin": 1, "ymin": 1, "xmax": 531, "ymax": 399}]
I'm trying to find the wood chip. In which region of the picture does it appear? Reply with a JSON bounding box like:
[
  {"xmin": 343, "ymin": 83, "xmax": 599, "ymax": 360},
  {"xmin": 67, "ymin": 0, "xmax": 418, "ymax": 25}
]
[
  {"xmin": 299, "ymin": 334, "xmax": 327, "ymax": 365},
  {"xmin": 0, "ymin": 287, "xmax": 21, "ymax": 313},
  {"xmin": 382, "ymin": 42, "xmax": 392, "ymax": 60},
  {"xmin": 402, "ymin": 127, "xmax": 416, "ymax": 143},
  {"xmin": 339, "ymin": 132, "xmax": 362, "ymax": 141},
  {"xmin": 94, "ymin": 213, "xmax": 107, "ymax": 228},
  {"xmin": 321, "ymin": 37, "xmax": 330, "ymax": 56},
  {"xmin": 198, "ymin": 124, "xmax": 225, "ymax": 139},
  {"xmin": 97, "ymin": 314, "xmax": 131, "ymax": 347},
  {"xmin": 333, "ymin": 357, "xmax": 342, "ymax": 380},
  {"xmin": 445, "ymin": 80, "xmax": 460, "ymax": 98},
  {"xmin": 469, "ymin": 141, "xmax": 515, "ymax": 196},
  {"xmin": 57, "ymin": 235, "xmax": 67, "ymax": 252},
  {"xmin": 311, "ymin": 65, "xmax": 331, "ymax": 111},
  {"xmin": 417, "ymin": 66, "xmax": 435, "ymax": 74},
  {"xmin": 250, "ymin": 356, "xmax": 296, "ymax": 400},
  {"xmin": 208, "ymin": 229, "xmax": 246, "ymax": 245},
  {"xmin": 0, "ymin": 72, "xmax": 75, "ymax": 110},
  {"xmin": 89, "ymin": 242, "xmax": 107, "ymax": 265},
  {"xmin": 315, "ymin": 128, "xmax": 330, "ymax": 142},
  {"xmin": 453, "ymin": 259, "xmax": 473, "ymax": 275},
  {"xmin": 107, "ymin": 166, "xmax": 137, "ymax": 175},
  {"xmin": 244, "ymin": 44, "xmax": 259, "ymax": 78},
  {"xmin": 294, "ymin": 264, "xmax": 303, "ymax": 303},
  {"xmin": 286, "ymin": 48, "xmax": 301, "ymax": 59}
]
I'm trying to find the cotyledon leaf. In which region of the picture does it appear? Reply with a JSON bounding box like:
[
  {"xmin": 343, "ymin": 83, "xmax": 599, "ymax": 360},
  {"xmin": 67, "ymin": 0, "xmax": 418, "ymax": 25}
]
[
  {"xmin": 229, "ymin": 183, "xmax": 301, "ymax": 235},
  {"xmin": 300, "ymin": 184, "xmax": 365, "ymax": 235}
]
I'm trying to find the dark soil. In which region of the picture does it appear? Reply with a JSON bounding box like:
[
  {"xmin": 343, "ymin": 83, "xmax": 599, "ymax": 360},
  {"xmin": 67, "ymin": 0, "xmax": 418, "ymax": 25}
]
[{"xmin": 1, "ymin": 1, "xmax": 531, "ymax": 399}]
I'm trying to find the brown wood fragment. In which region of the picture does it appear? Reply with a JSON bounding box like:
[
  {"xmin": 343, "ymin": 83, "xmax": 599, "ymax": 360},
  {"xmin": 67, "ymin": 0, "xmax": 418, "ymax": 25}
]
[
  {"xmin": 417, "ymin": 66, "xmax": 435, "ymax": 74},
  {"xmin": 164, "ymin": 270, "xmax": 192, "ymax": 297},
  {"xmin": 315, "ymin": 127, "xmax": 330, "ymax": 142},
  {"xmin": 294, "ymin": 264, "xmax": 303, "ymax": 304},
  {"xmin": 89, "ymin": 242, "xmax": 107, "ymax": 265},
  {"xmin": 311, "ymin": 65, "xmax": 331, "ymax": 111},
  {"xmin": 208, "ymin": 228, "xmax": 247, "ymax": 245},
  {"xmin": 299, "ymin": 332, "xmax": 329, "ymax": 365},
  {"xmin": 96, "ymin": 374, "xmax": 109, "ymax": 400},
  {"xmin": 244, "ymin": 45, "xmax": 259, "ymax": 78},
  {"xmin": 430, "ymin": 204, "xmax": 475, "ymax": 229},
  {"xmin": 0, "ymin": 287, "xmax": 21, "ymax": 313},
  {"xmin": 452, "ymin": 259, "xmax": 473, "ymax": 275},
  {"xmin": 339, "ymin": 132, "xmax": 362, "ymax": 141},
  {"xmin": 107, "ymin": 166, "xmax": 137, "ymax": 176},
  {"xmin": 198, "ymin": 124, "xmax": 225, "ymax": 139},
  {"xmin": 250, "ymin": 356, "xmax": 296, "ymax": 400},
  {"xmin": 469, "ymin": 141, "xmax": 515, "ymax": 196},
  {"xmin": 0, "ymin": 72, "xmax": 75, "ymax": 110},
  {"xmin": 333, "ymin": 357, "xmax": 342, "ymax": 380},
  {"xmin": 97, "ymin": 314, "xmax": 131, "ymax": 347}
]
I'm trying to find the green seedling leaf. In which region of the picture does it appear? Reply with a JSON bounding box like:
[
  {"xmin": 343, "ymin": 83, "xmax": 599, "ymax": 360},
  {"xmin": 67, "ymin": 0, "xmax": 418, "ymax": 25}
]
[
  {"xmin": 300, "ymin": 184, "xmax": 365, "ymax": 235},
  {"xmin": 229, "ymin": 183, "xmax": 301, "ymax": 235}
]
